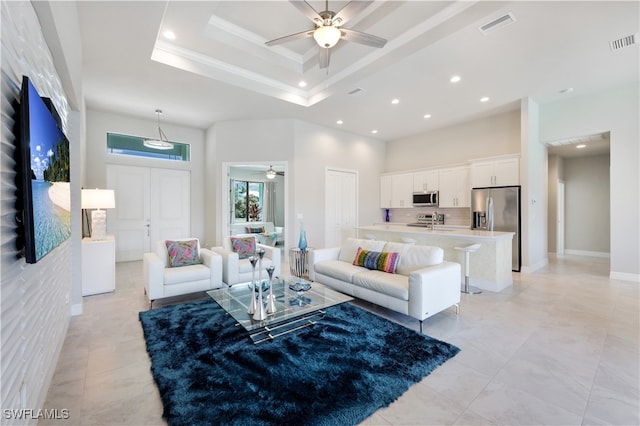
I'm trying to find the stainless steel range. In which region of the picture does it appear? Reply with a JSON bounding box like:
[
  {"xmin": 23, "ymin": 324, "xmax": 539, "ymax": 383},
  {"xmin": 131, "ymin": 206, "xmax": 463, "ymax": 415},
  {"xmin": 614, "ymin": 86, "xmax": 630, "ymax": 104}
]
[{"xmin": 406, "ymin": 212, "xmax": 444, "ymax": 229}]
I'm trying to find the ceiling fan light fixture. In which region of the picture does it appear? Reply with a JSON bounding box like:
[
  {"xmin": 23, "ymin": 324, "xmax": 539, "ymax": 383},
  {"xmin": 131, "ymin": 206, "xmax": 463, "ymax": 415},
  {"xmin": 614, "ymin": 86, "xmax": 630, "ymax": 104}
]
[
  {"xmin": 144, "ymin": 109, "xmax": 174, "ymax": 150},
  {"xmin": 266, "ymin": 166, "xmax": 277, "ymax": 179},
  {"xmin": 313, "ymin": 25, "xmax": 341, "ymax": 48}
]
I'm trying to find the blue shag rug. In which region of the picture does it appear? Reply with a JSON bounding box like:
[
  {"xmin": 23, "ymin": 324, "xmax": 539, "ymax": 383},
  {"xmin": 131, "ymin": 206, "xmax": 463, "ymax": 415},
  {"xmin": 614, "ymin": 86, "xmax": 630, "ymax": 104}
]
[{"xmin": 139, "ymin": 299, "xmax": 459, "ymax": 426}]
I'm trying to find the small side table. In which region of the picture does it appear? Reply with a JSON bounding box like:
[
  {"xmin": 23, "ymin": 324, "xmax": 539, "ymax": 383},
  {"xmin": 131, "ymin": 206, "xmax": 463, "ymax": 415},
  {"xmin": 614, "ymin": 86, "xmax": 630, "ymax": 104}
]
[
  {"xmin": 82, "ymin": 235, "xmax": 115, "ymax": 296},
  {"xmin": 289, "ymin": 248, "xmax": 312, "ymax": 278}
]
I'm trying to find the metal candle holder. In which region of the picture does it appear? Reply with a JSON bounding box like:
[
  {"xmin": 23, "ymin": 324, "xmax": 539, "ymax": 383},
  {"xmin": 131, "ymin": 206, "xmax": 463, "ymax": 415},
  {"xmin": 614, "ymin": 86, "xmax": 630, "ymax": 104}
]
[
  {"xmin": 253, "ymin": 249, "xmax": 267, "ymax": 321},
  {"xmin": 247, "ymin": 255, "xmax": 258, "ymax": 315},
  {"xmin": 265, "ymin": 265, "xmax": 276, "ymax": 313}
]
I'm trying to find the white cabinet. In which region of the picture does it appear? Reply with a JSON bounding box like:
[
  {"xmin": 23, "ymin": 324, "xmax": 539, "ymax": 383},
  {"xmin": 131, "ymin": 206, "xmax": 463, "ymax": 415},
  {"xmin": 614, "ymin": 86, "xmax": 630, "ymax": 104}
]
[
  {"xmin": 380, "ymin": 175, "xmax": 392, "ymax": 208},
  {"xmin": 470, "ymin": 157, "xmax": 519, "ymax": 188},
  {"xmin": 380, "ymin": 173, "xmax": 414, "ymax": 208},
  {"xmin": 391, "ymin": 173, "xmax": 414, "ymax": 208},
  {"xmin": 438, "ymin": 166, "xmax": 470, "ymax": 208},
  {"xmin": 413, "ymin": 170, "xmax": 439, "ymax": 192},
  {"xmin": 82, "ymin": 236, "xmax": 115, "ymax": 296}
]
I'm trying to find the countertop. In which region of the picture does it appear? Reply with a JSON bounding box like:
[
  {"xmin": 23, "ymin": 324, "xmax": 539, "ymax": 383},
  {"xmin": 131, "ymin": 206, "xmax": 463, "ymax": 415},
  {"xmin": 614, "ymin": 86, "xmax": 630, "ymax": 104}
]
[{"xmin": 361, "ymin": 224, "xmax": 514, "ymax": 241}]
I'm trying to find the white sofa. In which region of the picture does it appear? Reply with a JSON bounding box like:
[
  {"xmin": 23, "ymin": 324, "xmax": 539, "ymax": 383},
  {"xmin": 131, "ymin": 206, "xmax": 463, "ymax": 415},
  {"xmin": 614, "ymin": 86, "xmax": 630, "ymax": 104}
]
[
  {"xmin": 309, "ymin": 238, "xmax": 461, "ymax": 331},
  {"xmin": 211, "ymin": 236, "xmax": 282, "ymax": 286},
  {"xmin": 230, "ymin": 221, "xmax": 284, "ymax": 246},
  {"xmin": 143, "ymin": 238, "xmax": 224, "ymax": 308}
]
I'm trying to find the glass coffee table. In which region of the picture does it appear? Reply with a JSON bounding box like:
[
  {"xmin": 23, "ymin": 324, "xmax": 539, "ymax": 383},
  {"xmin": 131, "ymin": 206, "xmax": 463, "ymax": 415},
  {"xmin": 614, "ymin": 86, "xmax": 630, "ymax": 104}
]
[{"xmin": 207, "ymin": 277, "xmax": 352, "ymax": 344}]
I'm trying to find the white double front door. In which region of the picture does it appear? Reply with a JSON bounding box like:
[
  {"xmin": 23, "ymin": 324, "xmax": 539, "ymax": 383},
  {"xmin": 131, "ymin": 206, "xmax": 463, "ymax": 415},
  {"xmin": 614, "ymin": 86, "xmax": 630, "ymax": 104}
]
[{"xmin": 106, "ymin": 165, "xmax": 190, "ymax": 262}]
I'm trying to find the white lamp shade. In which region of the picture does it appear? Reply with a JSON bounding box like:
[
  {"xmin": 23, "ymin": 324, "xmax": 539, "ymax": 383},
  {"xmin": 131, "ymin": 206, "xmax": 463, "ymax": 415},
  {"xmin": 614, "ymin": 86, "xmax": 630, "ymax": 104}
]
[
  {"xmin": 82, "ymin": 189, "xmax": 116, "ymax": 210},
  {"xmin": 313, "ymin": 25, "xmax": 341, "ymax": 48}
]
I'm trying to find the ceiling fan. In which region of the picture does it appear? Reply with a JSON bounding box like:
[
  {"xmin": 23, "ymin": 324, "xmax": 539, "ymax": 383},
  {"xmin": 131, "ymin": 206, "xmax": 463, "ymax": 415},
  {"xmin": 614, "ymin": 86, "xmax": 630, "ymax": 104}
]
[
  {"xmin": 265, "ymin": 0, "xmax": 387, "ymax": 69},
  {"xmin": 265, "ymin": 165, "xmax": 284, "ymax": 179}
]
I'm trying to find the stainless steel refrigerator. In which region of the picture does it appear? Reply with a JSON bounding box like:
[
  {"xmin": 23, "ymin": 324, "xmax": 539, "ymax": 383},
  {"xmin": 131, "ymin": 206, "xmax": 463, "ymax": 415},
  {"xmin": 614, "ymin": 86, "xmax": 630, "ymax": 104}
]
[{"xmin": 471, "ymin": 186, "xmax": 521, "ymax": 272}]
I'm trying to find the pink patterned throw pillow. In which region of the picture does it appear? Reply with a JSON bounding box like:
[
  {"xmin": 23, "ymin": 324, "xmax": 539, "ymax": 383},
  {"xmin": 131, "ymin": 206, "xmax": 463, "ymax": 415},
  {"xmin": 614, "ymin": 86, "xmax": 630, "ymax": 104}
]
[
  {"xmin": 230, "ymin": 236, "xmax": 256, "ymax": 259},
  {"xmin": 165, "ymin": 240, "xmax": 201, "ymax": 267}
]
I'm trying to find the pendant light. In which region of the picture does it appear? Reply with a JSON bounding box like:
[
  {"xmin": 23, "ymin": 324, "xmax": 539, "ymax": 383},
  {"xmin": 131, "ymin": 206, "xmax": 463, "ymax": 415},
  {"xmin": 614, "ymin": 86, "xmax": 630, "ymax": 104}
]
[{"xmin": 143, "ymin": 109, "xmax": 173, "ymax": 150}]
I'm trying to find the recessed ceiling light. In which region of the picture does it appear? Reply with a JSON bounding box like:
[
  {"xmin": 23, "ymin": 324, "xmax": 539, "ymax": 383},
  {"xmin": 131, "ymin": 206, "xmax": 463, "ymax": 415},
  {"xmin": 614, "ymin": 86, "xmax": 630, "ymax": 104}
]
[
  {"xmin": 371, "ymin": 130, "xmax": 378, "ymax": 134},
  {"xmin": 480, "ymin": 97, "xmax": 490, "ymax": 102},
  {"xmin": 391, "ymin": 99, "xmax": 399, "ymax": 105},
  {"xmin": 298, "ymin": 81, "xmax": 307, "ymax": 88},
  {"xmin": 423, "ymin": 114, "xmax": 432, "ymax": 119},
  {"xmin": 163, "ymin": 30, "xmax": 176, "ymax": 40},
  {"xmin": 576, "ymin": 144, "xmax": 586, "ymax": 149},
  {"xmin": 450, "ymin": 75, "xmax": 461, "ymax": 83},
  {"xmin": 336, "ymin": 120, "xmax": 343, "ymax": 125}
]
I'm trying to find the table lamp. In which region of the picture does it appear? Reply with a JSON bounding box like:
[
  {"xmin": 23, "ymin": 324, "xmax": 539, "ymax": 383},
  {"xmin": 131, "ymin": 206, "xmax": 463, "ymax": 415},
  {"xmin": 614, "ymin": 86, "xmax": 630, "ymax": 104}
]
[{"xmin": 82, "ymin": 189, "xmax": 116, "ymax": 240}]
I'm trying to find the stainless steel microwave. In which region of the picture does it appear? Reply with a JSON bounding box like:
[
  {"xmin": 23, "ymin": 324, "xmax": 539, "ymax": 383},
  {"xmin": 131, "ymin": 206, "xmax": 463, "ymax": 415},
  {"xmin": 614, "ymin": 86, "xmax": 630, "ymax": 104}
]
[{"xmin": 412, "ymin": 191, "xmax": 439, "ymax": 206}]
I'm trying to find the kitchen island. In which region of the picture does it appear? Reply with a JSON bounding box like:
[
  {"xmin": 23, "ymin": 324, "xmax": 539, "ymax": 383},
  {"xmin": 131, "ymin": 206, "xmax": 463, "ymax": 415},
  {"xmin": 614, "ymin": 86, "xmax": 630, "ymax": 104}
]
[{"xmin": 358, "ymin": 224, "xmax": 514, "ymax": 292}]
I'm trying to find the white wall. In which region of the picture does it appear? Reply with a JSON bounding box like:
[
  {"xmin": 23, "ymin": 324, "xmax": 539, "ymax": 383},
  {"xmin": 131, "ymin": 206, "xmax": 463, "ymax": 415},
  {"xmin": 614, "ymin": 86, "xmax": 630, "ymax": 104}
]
[
  {"xmin": 206, "ymin": 119, "xmax": 295, "ymax": 246},
  {"xmin": 547, "ymin": 154, "xmax": 560, "ymax": 253},
  {"xmin": 520, "ymin": 98, "xmax": 548, "ymax": 272},
  {"xmin": 205, "ymin": 119, "xmax": 386, "ymax": 249},
  {"xmin": 293, "ymin": 120, "xmax": 386, "ymax": 248},
  {"xmin": 85, "ymin": 110, "xmax": 207, "ymax": 243},
  {"xmin": 1, "ymin": 1, "xmax": 82, "ymax": 421},
  {"xmin": 385, "ymin": 110, "xmax": 521, "ymax": 172},
  {"xmin": 564, "ymin": 154, "xmax": 610, "ymax": 255},
  {"xmin": 540, "ymin": 83, "xmax": 639, "ymax": 280}
]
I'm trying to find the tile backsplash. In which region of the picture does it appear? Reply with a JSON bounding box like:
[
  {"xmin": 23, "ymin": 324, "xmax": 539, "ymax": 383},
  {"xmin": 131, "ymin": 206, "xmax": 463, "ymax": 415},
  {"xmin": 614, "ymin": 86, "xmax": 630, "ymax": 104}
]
[{"xmin": 381, "ymin": 207, "xmax": 471, "ymax": 227}]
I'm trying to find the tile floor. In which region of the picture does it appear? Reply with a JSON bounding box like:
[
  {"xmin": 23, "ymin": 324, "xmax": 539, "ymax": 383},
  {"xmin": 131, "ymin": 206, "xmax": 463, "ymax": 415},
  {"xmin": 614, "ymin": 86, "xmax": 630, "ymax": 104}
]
[{"xmin": 40, "ymin": 255, "xmax": 639, "ymax": 425}]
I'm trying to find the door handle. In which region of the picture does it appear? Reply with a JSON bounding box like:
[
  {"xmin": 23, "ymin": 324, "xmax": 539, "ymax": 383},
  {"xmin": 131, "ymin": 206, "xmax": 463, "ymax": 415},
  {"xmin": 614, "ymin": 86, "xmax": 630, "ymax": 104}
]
[{"xmin": 145, "ymin": 223, "xmax": 150, "ymax": 236}]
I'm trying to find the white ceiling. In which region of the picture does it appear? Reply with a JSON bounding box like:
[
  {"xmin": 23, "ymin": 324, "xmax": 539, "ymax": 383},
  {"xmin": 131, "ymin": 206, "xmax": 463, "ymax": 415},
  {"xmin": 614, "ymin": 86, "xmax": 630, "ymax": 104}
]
[{"xmin": 78, "ymin": 1, "xmax": 639, "ymax": 144}]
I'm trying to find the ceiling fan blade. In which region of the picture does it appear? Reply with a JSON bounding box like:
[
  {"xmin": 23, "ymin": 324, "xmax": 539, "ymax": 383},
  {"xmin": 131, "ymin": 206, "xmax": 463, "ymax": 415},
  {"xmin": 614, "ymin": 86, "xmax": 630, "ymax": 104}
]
[
  {"xmin": 332, "ymin": 1, "xmax": 373, "ymax": 26},
  {"xmin": 340, "ymin": 28, "xmax": 387, "ymax": 48},
  {"xmin": 318, "ymin": 47, "xmax": 330, "ymax": 69},
  {"xmin": 265, "ymin": 29, "xmax": 314, "ymax": 47},
  {"xmin": 289, "ymin": 0, "xmax": 323, "ymax": 25}
]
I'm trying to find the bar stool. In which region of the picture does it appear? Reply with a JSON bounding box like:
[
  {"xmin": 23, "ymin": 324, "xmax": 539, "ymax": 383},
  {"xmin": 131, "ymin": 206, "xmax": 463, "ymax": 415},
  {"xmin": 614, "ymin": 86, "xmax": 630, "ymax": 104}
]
[{"xmin": 454, "ymin": 243, "xmax": 482, "ymax": 294}]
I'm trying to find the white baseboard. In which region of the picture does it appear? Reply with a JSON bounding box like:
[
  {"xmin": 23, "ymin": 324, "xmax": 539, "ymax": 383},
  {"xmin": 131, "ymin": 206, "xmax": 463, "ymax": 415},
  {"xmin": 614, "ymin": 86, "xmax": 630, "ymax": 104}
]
[
  {"xmin": 521, "ymin": 257, "xmax": 548, "ymax": 274},
  {"xmin": 71, "ymin": 303, "xmax": 83, "ymax": 316},
  {"xmin": 564, "ymin": 249, "xmax": 610, "ymax": 258},
  {"xmin": 610, "ymin": 271, "xmax": 640, "ymax": 283}
]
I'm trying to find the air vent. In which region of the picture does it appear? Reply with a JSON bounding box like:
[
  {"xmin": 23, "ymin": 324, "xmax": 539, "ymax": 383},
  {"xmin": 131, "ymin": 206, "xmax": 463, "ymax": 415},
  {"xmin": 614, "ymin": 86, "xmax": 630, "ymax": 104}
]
[
  {"xmin": 348, "ymin": 87, "xmax": 366, "ymax": 96},
  {"xmin": 479, "ymin": 13, "xmax": 516, "ymax": 35},
  {"xmin": 610, "ymin": 33, "xmax": 637, "ymax": 52}
]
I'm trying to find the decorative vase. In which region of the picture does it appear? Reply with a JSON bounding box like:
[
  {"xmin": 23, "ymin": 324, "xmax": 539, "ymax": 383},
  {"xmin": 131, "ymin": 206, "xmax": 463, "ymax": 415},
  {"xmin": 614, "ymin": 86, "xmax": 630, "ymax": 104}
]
[
  {"xmin": 247, "ymin": 256, "xmax": 258, "ymax": 315},
  {"xmin": 298, "ymin": 222, "xmax": 307, "ymax": 251},
  {"xmin": 385, "ymin": 209, "xmax": 390, "ymax": 222},
  {"xmin": 265, "ymin": 265, "xmax": 276, "ymax": 314}
]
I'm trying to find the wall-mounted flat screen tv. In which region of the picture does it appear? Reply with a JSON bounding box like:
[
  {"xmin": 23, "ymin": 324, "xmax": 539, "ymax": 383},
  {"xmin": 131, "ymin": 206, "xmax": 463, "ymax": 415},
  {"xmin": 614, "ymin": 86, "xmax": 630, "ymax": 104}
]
[{"xmin": 17, "ymin": 76, "xmax": 71, "ymax": 263}]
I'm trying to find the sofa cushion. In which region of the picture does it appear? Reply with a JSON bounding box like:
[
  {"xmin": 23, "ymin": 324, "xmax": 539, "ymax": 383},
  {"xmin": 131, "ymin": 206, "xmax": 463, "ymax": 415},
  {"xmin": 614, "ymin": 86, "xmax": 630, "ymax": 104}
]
[
  {"xmin": 383, "ymin": 243, "xmax": 444, "ymax": 275},
  {"xmin": 245, "ymin": 226, "xmax": 265, "ymax": 234},
  {"xmin": 165, "ymin": 239, "xmax": 202, "ymax": 267},
  {"xmin": 338, "ymin": 238, "xmax": 386, "ymax": 263},
  {"xmin": 230, "ymin": 236, "xmax": 256, "ymax": 259},
  {"xmin": 352, "ymin": 270, "xmax": 409, "ymax": 300},
  {"xmin": 314, "ymin": 260, "xmax": 368, "ymax": 283},
  {"xmin": 164, "ymin": 263, "xmax": 210, "ymax": 285},
  {"xmin": 353, "ymin": 247, "xmax": 399, "ymax": 274}
]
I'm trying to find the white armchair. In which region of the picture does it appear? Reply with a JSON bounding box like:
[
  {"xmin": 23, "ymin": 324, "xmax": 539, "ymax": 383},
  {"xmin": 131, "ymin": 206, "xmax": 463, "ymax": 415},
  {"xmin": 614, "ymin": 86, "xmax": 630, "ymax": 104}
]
[
  {"xmin": 143, "ymin": 238, "xmax": 224, "ymax": 308},
  {"xmin": 211, "ymin": 236, "xmax": 282, "ymax": 286}
]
